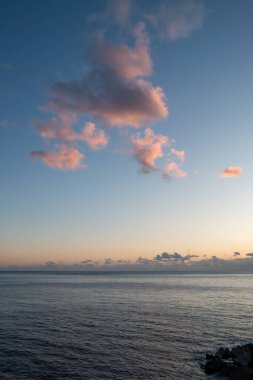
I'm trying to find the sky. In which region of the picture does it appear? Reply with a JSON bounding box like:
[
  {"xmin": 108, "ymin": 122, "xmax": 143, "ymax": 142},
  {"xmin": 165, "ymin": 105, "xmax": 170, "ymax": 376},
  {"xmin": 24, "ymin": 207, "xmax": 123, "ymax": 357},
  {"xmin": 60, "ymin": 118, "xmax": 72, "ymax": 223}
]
[{"xmin": 1, "ymin": 0, "xmax": 253, "ymax": 270}]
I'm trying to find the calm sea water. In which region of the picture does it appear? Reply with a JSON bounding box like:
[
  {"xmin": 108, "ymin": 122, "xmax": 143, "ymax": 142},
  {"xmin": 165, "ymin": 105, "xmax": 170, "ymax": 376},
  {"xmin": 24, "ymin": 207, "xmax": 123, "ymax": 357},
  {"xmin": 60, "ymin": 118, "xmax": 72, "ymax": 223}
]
[{"xmin": 0, "ymin": 272, "xmax": 252, "ymax": 379}]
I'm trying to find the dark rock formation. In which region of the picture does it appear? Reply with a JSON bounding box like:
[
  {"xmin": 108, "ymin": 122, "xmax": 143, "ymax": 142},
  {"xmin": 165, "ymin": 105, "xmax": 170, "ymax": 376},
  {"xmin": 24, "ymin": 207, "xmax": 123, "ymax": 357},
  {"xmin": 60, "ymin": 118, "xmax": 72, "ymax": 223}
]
[{"xmin": 203, "ymin": 343, "xmax": 253, "ymax": 379}]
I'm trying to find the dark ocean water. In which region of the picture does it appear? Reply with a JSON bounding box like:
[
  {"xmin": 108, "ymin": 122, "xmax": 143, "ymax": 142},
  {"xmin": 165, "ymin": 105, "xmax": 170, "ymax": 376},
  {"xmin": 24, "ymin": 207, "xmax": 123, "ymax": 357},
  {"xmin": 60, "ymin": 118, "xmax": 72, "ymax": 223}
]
[{"xmin": 0, "ymin": 272, "xmax": 252, "ymax": 379}]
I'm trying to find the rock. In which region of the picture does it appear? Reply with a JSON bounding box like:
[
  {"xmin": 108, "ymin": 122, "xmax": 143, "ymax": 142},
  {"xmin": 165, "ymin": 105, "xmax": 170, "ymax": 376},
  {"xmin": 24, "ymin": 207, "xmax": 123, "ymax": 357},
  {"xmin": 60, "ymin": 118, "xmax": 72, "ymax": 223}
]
[
  {"xmin": 216, "ymin": 347, "xmax": 232, "ymax": 360},
  {"xmin": 218, "ymin": 361, "xmax": 241, "ymax": 378},
  {"xmin": 203, "ymin": 343, "xmax": 253, "ymax": 379},
  {"xmin": 206, "ymin": 353, "xmax": 216, "ymax": 361},
  {"xmin": 204, "ymin": 357, "xmax": 223, "ymax": 374},
  {"xmin": 231, "ymin": 343, "xmax": 253, "ymax": 367}
]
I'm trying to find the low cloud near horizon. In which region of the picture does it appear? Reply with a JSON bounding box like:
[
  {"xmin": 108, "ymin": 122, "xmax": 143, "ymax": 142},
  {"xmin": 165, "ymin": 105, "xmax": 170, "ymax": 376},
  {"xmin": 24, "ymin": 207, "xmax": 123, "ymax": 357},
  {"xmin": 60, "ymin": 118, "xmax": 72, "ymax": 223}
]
[{"xmin": 3, "ymin": 251, "xmax": 253, "ymax": 273}]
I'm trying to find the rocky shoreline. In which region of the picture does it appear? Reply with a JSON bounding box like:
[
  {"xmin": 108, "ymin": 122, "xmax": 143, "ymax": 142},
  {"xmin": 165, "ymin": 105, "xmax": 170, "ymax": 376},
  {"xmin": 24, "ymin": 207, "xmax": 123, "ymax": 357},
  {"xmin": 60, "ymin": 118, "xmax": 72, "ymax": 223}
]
[{"xmin": 203, "ymin": 343, "xmax": 253, "ymax": 379}]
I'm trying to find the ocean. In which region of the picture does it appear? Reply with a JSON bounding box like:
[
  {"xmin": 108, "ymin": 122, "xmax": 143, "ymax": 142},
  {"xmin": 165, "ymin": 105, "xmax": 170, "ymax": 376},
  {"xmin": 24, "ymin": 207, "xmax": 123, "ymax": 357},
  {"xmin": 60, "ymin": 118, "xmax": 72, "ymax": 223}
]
[{"xmin": 0, "ymin": 272, "xmax": 252, "ymax": 379}]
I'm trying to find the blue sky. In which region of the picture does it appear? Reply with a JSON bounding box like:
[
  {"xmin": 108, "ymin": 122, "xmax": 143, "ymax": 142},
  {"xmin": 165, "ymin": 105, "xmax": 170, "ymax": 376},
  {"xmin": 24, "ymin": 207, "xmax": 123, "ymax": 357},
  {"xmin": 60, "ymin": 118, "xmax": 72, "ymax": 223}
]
[{"xmin": 1, "ymin": 0, "xmax": 253, "ymax": 267}]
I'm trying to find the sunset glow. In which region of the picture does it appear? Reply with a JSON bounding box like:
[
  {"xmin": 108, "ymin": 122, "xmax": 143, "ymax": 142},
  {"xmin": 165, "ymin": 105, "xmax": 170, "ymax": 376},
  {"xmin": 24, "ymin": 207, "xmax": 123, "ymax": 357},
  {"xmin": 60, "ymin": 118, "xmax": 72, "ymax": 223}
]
[{"xmin": 1, "ymin": 0, "xmax": 253, "ymax": 270}]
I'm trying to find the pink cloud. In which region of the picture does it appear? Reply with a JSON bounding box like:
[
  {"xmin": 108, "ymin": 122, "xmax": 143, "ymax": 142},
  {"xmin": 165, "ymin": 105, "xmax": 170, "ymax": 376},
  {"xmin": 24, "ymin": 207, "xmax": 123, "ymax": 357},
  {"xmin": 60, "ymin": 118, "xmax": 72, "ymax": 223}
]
[
  {"xmin": 79, "ymin": 122, "xmax": 108, "ymax": 150},
  {"xmin": 50, "ymin": 74, "xmax": 168, "ymax": 128},
  {"xmin": 50, "ymin": 76, "xmax": 168, "ymax": 128},
  {"xmin": 132, "ymin": 128, "xmax": 169, "ymax": 173},
  {"xmin": 219, "ymin": 166, "xmax": 242, "ymax": 178},
  {"xmin": 32, "ymin": 22, "xmax": 168, "ymax": 171},
  {"xmin": 88, "ymin": 22, "xmax": 152, "ymax": 79},
  {"xmin": 31, "ymin": 145, "xmax": 85, "ymax": 170},
  {"xmin": 170, "ymin": 148, "xmax": 185, "ymax": 162},
  {"xmin": 49, "ymin": 23, "xmax": 168, "ymax": 128},
  {"xmin": 32, "ymin": 10, "xmax": 192, "ymax": 177},
  {"xmin": 163, "ymin": 161, "xmax": 187, "ymax": 179},
  {"xmin": 35, "ymin": 119, "xmax": 108, "ymax": 150},
  {"xmin": 35, "ymin": 119, "xmax": 73, "ymax": 140}
]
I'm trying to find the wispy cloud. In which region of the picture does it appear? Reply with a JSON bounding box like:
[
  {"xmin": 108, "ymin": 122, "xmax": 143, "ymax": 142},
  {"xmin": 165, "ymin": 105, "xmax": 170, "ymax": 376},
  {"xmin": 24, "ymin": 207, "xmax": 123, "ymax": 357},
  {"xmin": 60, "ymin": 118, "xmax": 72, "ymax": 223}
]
[
  {"xmin": 107, "ymin": 0, "xmax": 132, "ymax": 28},
  {"xmin": 31, "ymin": 145, "xmax": 85, "ymax": 170},
  {"xmin": 87, "ymin": 23, "xmax": 152, "ymax": 80},
  {"xmin": 146, "ymin": 0, "xmax": 206, "ymax": 40},
  {"xmin": 219, "ymin": 166, "xmax": 242, "ymax": 178},
  {"xmin": 88, "ymin": 0, "xmax": 133, "ymax": 29}
]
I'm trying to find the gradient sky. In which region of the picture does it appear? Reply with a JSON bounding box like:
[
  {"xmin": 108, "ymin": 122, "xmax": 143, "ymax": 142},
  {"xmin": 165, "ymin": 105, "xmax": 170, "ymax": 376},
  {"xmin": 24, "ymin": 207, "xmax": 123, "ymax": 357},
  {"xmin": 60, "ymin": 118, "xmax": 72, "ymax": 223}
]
[{"xmin": 1, "ymin": 0, "xmax": 253, "ymax": 267}]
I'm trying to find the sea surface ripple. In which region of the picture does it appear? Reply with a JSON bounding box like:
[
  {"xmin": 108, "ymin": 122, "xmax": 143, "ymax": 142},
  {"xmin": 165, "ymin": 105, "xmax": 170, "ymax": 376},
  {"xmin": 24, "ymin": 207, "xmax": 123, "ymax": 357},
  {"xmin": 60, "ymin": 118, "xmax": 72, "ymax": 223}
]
[{"xmin": 0, "ymin": 272, "xmax": 252, "ymax": 379}]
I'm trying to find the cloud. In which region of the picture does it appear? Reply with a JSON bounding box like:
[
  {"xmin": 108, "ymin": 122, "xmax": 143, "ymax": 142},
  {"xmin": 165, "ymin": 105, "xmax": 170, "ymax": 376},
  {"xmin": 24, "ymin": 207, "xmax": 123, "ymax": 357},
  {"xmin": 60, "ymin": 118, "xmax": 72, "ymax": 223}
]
[
  {"xmin": 31, "ymin": 145, "xmax": 85, "ymax": 170},
  {"xmin": 154, "ymin": 251, "xmax": 198, "ymax": 262},
  {"xmin": 36, "ymin": 119, "xmax": 108, "ymax": 150},
  {"xmin": 219, "ymin": 166, "xmax": 242, "ymax": 178},
  {"xmin": 32, "ymin": 4, "xmax": 197, "ymax": 176},
  {"xmin": 131, "ymin": 128, "xmax": 187, "ymax": 178},
  {"xmin": 50, "ymin": 56, "xmax": 167, "ymax": 129},
  {"xmin": 146, "ymin": 0, "xmax": 206, "ymax": 40},
  {"xmin": 104, "ymin": 258, "xmax": 113, "ymax": 265},
  {"xmin": 131, "ymin": 128, "xmax": 169, "ymax": 173},
  {"xmin": 48, "ymin": 22, "xmax": 167, "ymax": 128},
  {"xmin": 32, "ymin": 24, "xmax": 168, "ymax": 171},
  {"xmin": 234, "ymin": 252, "xmax": 240, "ymax": 256},
  {"xmin": 88, "ymin": 0, "xmax": 133, "ymax": 29},
  {"xmin": 107, "ymin": 0, "xmax": 132, "ymax": 27},
  {"xmin": 3, "ymin": 251, "xmax": 253, "ymax": 272},
  {"xmin": 80, "ymin": 122, "xmax": 108, "ymax": 149},
  {"xmin": 50, "ymin": 74, "xmax": 168, "ymax": 128},
  {"xmin": 87, "ymin": 22, "xmax": 152, "ymax": 79},
  {"xmin": 163, "ymin": 161, "xmax": 187, "ymax": 179},
  {"xmin": 170, "ymin": 148, "xmax": 185, "ymax": 162}
]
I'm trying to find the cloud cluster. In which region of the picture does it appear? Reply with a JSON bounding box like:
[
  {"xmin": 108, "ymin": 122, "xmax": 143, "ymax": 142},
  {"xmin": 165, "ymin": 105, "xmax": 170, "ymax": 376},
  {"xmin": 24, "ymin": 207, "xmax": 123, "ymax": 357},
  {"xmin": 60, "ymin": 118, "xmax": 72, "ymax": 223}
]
[
  {"xmin": 31, "ymin": 0, "xmax": 207, "ymax": 176},
  {"xmin": 32, "ymin": 20, "xmax": 170, "ymax": 171},
  {"xmin": 3, "ymin": 251, "xmax": 253, "ymax": 272},
  {"xmin": 219, "ymin": 166, "xmax": 242, "ymax": 178}
]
